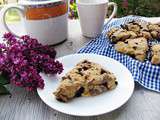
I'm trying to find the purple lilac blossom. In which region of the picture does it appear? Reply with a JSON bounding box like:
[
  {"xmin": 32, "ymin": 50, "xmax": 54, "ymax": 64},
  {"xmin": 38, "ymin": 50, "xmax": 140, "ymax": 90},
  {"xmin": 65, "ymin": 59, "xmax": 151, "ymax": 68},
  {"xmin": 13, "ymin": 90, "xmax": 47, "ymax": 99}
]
[{"xmin": 0, "ymin": 33, "xmax": 63, "ymax": 91}]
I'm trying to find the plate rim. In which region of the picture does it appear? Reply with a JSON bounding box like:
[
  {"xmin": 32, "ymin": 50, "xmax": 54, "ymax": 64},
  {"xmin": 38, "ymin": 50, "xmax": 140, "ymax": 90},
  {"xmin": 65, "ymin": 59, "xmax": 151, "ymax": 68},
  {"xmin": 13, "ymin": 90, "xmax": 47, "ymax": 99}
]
[{"xmin": 37, "ymin": 53, "xmax": 135, "ymax": 116}]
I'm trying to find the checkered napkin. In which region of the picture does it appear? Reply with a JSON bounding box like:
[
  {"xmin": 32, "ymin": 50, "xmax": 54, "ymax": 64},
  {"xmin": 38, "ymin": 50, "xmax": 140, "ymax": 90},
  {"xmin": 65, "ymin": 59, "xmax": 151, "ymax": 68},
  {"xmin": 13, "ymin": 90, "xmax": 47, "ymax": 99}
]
[{"xmin": 78, "ymin": 15, "xmax": 160, "ymax": 92}]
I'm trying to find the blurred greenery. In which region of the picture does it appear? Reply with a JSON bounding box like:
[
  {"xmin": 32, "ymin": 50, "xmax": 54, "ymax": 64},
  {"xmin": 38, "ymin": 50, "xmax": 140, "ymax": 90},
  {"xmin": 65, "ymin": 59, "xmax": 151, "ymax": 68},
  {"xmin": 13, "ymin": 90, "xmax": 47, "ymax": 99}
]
[
  {"xmin": 70, "ymin": 0, "xmax": 160, "ymax": 19},
  {"xmin": 0, "ymin": 74, "xmax": 10, "ymax": 95},
  {"xmin": 110, "ymin": 0, "xmax": 160, "ymax": 17}
]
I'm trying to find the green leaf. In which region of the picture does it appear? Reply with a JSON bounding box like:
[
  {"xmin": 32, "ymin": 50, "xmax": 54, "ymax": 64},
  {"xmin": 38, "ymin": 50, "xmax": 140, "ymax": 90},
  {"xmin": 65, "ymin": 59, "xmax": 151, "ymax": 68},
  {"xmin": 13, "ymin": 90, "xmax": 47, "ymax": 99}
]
[
  {"xmin": 0, "ymin": 74, "xmax": 10, "ymax": 85},
  {"xmin": 0, "ymin": 85, "xmax": 10, "ymax": 95}
]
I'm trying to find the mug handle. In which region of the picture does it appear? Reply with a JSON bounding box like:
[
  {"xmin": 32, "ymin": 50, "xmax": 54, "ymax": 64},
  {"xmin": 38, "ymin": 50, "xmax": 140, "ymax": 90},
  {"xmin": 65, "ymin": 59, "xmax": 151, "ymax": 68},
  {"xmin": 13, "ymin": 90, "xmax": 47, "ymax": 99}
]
[
  {"xmin": 105, "ymin": 2, "xmax": 117, "ymax": 24},
  {"xmin": 1, "ymin": 4, "xmax": 25, "ymax": 38}
]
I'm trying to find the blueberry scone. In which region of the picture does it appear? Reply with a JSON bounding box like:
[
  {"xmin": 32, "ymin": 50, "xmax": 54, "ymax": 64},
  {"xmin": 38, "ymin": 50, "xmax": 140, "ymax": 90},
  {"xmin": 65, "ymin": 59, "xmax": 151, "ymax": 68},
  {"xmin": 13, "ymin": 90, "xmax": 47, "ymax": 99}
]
[
  {"xmin": 151, "ymin": 44, "xmax": 160, "ymax": 65},
  {"xmin": 147, "ymin": 23, "xmax": 160, "ymax": 39},
  {"xmin": 139, "ymin": 29, "xmax": 153, "ymax": 40},
  {"xmin": 121, "ymin": 21, "xmax": 142, "ymax": 33},
  {"xmin": 107, "ymin": 21, "xmax": 160, "ymax": 42},
  {"xmin": 107, "ymin": 28, "xmax": 137, "ymax": 43},
  {"xmin": 54, "ymin": 60, "xmax": 117, "ymax": 102},
  {"xmin": 115, "ymin": 37, "xmax": 148, "ymax": 61}
]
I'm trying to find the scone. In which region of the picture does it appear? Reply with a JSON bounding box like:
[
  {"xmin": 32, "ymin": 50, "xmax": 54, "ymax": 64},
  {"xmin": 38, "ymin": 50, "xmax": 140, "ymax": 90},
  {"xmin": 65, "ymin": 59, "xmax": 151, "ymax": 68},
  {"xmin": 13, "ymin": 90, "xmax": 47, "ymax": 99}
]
[
  {"xmin": 147, "ymin": 23, "xmax": 160, "ymax": 39},
  {"xmin": 107, "ymin": 21, "xmax": 160, "ymax": 42},
  {"xmin": 139, "ymin": 29, "xmax": 153, "ymax": 40},
  {"xmin": 54, "ymin": 60, "xmax": 117, "ymax": 102},
  {"xmin": 147, "ymin": 23, "xmax": 160, "ymax": 31},
  {"xmin": 151, "ymin": 44, "xmax": 160, "ymax": 65},
  {"xmin": 107, "ymin": 28, "xmax": 119, "ymax": 39},
  {"xmin": 107, "ymin": 21, "xmax": 160, "ymax": 64},
  {"xmin": 115, "ymin": 37, "xmax": 148, "ymax": 61},
  {"xmin": 107, "ymin": 28, "xmax": 137, "ymax": 43},
  {"xmin": 121, "ymin": 21, "xmax": 142, "ymax": 33}
]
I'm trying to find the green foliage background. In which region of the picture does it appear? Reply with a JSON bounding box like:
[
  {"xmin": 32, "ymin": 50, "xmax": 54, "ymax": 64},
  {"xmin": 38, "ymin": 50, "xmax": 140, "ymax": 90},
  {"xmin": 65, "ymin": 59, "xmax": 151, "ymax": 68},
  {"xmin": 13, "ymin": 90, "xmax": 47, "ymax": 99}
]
[
  {"xmin": 69, "ymin": 0, "xmax": 160, "ymax": 19},
  {"xmin": 111, "ymin": 0, "xmax": 160, "ymax": 17}
]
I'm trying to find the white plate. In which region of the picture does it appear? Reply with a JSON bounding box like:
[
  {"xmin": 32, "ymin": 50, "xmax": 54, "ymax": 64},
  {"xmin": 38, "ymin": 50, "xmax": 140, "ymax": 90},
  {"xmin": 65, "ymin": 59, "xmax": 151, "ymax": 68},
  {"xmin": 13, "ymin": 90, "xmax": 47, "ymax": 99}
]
[{"xmin": 37, "ymin": 53, "xmax": 134, "ymax": 116}]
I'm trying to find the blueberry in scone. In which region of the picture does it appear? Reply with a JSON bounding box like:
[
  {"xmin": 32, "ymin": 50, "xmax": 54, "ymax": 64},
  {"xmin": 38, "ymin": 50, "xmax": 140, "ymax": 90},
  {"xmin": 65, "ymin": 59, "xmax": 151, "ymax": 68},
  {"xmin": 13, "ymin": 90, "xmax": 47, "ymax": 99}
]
[
  {"xmin": 151, "ymin": 44, "xmax": 160, "ymax": 65},
  {"xmin": 115, "ymin": 37, "xmax": 148, "ymax": 61},
  {"xmin": 54, "ymin": 60, "xmax": 117, "ymax": 102}
]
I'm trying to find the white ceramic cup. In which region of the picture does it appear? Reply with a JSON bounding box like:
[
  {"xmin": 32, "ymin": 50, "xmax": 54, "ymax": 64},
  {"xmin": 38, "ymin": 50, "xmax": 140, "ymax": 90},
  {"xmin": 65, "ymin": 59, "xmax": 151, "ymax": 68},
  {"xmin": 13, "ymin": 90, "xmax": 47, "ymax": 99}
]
[
  {"xmin": 77, "ymin": 0, "xmax": 117, "ymax": 38},
  {"xmin": 0, "ymin": 0, "xmax": 68, "ymax": 45}
]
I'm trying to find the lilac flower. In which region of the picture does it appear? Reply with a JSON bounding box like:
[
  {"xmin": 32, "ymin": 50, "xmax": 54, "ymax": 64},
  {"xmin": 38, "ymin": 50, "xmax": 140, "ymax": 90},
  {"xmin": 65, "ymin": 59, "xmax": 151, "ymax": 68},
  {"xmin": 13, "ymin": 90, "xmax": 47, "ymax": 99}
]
[
  {"xmin": 0, "ymin": 32, "xmax": 63, "ymax": 91},
  {"xmin": 3, "ymin": 32, "xmax": 17, "ymax": 45}
]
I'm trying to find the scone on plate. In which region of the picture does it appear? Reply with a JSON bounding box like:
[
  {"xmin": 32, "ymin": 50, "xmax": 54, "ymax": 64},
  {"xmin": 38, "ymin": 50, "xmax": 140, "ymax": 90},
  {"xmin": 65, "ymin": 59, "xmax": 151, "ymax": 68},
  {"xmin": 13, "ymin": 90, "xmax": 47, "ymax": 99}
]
[
  {"xmin": 54, "ymin": 60, "xmax": 118, "ymax": 102},
  {"xmin": 115, "ymin": 37, "xmax": 148, "ymax": 61},
  {"xmin": 151, "ymin": 44, "xmax": 160, "ymax": 65}
]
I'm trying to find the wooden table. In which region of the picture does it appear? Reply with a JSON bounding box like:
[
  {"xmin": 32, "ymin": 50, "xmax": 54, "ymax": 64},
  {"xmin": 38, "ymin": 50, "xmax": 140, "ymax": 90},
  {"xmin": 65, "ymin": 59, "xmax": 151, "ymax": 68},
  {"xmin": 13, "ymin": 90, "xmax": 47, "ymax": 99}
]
[{"xmin": 0, "ymin": 18, "xmax": 160, "ymax": 120}]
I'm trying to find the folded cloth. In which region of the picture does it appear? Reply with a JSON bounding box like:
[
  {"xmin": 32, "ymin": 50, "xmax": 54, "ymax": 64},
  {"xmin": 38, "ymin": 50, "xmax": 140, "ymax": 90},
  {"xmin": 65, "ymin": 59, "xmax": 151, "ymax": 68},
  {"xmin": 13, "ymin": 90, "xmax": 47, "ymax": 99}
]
[{"xmin": 78, "ymin": 15, "xmax": 160, "ymax": 92}]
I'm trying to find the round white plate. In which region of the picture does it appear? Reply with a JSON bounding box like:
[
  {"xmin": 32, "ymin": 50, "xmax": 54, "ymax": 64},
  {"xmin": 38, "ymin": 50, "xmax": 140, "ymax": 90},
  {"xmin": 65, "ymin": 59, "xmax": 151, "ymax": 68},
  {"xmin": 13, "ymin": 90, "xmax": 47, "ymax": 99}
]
[{"xmin": 37, "ymin": 53, "xmax": 134, "ymax": 116}]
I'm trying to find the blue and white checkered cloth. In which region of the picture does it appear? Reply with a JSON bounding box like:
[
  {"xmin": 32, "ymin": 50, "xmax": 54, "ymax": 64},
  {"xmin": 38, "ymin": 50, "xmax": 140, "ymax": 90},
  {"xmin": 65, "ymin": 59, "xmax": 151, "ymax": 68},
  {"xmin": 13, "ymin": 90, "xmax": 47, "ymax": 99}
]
[{"xmin": 78, "ymin": 16, "xmax": 160, "ymax": 92}]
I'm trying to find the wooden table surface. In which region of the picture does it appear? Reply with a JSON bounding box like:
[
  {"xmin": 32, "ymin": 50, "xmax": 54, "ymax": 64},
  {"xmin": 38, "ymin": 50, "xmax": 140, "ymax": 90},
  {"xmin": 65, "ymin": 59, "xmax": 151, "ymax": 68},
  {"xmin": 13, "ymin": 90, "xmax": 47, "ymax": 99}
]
[{"xmin": 0, "ymin": 18, "xmax": 160, "ymax": 120}]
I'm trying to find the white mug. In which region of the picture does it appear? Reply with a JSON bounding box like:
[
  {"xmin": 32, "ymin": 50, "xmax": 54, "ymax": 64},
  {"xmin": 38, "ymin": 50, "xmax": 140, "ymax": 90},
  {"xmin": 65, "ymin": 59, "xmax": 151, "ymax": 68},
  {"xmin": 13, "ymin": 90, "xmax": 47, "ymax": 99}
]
[
  {"xmin": 0, "ymin": 0, "xmax": 68, "ymax": 45},
  {"xmin": 77, "ymin": 0, "xmax": 117, "ymax": 38}
]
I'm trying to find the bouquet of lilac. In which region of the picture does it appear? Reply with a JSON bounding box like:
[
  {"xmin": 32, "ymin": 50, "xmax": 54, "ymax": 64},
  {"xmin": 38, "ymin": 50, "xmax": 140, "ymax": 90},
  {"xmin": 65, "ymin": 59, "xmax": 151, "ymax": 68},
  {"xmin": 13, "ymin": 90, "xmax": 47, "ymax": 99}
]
[{"xmin": 0, "ymin": 33, "xmax": 63, "ymax": 94}]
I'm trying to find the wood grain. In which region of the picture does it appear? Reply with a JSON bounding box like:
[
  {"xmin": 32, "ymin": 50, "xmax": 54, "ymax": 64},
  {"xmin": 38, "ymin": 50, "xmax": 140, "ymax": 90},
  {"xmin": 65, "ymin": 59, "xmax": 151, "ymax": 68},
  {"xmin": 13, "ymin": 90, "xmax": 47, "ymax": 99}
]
[{"xmin": 0, "ymin": 19, "xmax": 160, "ymax": 120}]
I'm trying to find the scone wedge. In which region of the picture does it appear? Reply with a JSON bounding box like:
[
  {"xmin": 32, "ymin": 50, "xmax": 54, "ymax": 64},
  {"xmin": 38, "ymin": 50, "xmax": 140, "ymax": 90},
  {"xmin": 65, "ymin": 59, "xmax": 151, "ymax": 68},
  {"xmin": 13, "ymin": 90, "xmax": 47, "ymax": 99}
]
[
  {"xmin": 115, "ymin": 37, "xmax": 148, "ymax": 61},
  {"xmin": 54, "ymin": 60, "xmax": 118, "ymax": 102}
]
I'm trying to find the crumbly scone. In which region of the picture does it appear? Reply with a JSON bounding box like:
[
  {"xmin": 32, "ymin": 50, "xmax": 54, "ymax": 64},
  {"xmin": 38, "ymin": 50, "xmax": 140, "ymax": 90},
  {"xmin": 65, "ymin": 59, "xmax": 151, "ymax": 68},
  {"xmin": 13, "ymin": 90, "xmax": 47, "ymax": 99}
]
[
  {"xmin": 107, "ymin": 21, "xmax": 160, "ymax": 42},
  {"xmin": 147, "ymin": 23, "xmax": 160, "ymax": 31},
  {"xmin": 151, "ymin": 44, "xmax": 160, "ymax": 65},
  {"xmin": 106, "ymin": 21, "xmax": 160, "ymax": 64},
  {"xmin": 54, "ymin": 60, "xmax": 117, "ymax": 102},
  {"xmin": 115, "ymin": 37, "xmax": 148, "ymax": 61},
  {"xmin": 139, "ymin": 29, "xmax": 153, "ymax": 40},
  {"xmin": 147, "ymin": 23, "xmax": 160, "ymax": 39},
  {"xmin": 107, "ymin": 28, "xmax": 137, "ymax": 43},
  {"xmin": 107, "ymin": 28, "xmax": 119, "ymax": 39},
  {"xmin": 121, "ymin": 21, "xmax": 142, "ymax": 33}
]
